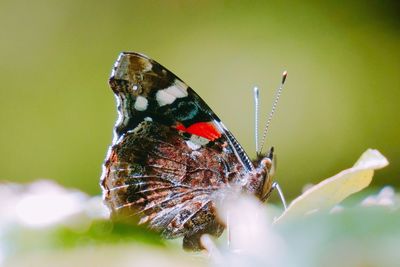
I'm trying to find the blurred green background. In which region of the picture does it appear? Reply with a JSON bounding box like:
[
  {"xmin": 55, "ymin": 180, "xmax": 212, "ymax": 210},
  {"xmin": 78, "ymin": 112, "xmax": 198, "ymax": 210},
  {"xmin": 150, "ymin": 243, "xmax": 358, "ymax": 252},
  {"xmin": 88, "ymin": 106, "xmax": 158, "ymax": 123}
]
[{"xmin": 0, "ymin": 0, "xmax": 399, "ymax": 199}]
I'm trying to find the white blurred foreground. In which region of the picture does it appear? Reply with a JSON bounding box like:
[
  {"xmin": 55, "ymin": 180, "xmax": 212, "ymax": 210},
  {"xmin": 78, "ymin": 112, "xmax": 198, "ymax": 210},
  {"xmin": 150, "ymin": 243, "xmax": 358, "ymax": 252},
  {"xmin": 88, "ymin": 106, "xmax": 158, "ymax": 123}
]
[
  {"xmin": 0, "ymin": 180, "xmax": 108, "ymax": 229},
  {"xmin": 203, "ymin": 186, "xmax": 400, "ymax": 267},
  {"xmin": 1, "ymin": 149, "xmax": 399, "ymax": 267}
]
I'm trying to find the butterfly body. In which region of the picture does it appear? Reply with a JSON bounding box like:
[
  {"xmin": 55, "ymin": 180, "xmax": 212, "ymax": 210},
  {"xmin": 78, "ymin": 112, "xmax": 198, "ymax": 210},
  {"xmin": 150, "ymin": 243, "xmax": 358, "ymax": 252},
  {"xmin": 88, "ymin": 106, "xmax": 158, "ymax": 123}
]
[{"xmin": 101, "ymin": 52, "xmax": 275, "ymax": 250}]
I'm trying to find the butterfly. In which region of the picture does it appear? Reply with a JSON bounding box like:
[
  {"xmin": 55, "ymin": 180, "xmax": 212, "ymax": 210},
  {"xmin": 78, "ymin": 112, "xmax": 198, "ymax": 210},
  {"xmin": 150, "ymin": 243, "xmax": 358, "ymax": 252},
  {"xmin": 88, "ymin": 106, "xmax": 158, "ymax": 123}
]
[{"xmin": 100, "ymin": 52, "xmax": 286, "ymax": 250}]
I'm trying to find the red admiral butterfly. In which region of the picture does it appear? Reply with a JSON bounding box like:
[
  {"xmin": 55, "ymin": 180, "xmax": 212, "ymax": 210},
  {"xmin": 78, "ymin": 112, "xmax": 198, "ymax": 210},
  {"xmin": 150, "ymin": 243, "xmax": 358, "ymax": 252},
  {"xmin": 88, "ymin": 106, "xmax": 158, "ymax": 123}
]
[{"xmin": 101, "ymin": 52, "xmax": 287, "ymax": 250}]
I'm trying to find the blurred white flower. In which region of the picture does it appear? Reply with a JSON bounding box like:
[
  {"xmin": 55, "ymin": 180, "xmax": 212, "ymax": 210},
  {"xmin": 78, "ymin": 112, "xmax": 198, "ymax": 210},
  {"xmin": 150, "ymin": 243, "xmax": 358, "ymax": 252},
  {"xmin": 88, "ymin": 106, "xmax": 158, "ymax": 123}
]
[
  {"xmin": 15, "ymin": 182, "xmax": 86, "ymax": 228},
  {"xmin": 0, "ymin": 180, "xmax": 108, "ymax": 230},
  {"xmin": 361, "ymin": 186, "xmax": 398, "ymax": 208},
  {"xmin": 204, "ymin": 192, "xmax": 287, "ymax": 267}
]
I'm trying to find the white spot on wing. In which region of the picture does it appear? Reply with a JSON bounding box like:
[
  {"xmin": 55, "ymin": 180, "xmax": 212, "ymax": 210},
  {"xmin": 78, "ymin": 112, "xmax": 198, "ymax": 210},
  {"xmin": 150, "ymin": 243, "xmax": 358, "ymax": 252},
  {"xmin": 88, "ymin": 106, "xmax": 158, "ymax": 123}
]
[
  {"xmin": 156, "ymin": 79, "xmax": 189, "ymax": 106},
  {"xmin": 165, "ymin": 85, "xmax": 188, "ymax": 98},
  {"xmin": 134, "ymin": 96, "xmax": 148, "ymax": 111},
  {"xmin": 190, "ymin": 135, "xmax": 209, "ymax": 146},
  {"xmin": 156, "ymin": 90, "xmax": 176, "ymax": 106},
  {"xmin": 186, "ymin": 140, "xmax": 201, "ymax": 150}
]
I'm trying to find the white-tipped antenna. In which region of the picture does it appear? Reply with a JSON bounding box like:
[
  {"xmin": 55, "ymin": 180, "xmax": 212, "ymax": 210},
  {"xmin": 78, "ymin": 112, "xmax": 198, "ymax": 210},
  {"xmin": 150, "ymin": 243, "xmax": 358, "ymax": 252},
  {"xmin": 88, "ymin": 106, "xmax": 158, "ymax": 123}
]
[
  {"xmin": 253, "ymin": 86, "xmax": 260, "ymax": 155},
  {"xmin": 258, "ymin": 71, "xmax": 287, "ymax": 155}
]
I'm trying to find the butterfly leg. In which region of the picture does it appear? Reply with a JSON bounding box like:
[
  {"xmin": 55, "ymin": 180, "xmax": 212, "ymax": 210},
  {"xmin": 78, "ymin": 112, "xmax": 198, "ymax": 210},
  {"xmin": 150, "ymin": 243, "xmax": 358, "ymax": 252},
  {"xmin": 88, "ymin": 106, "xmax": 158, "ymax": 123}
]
[
  {"xmin": 182, "ymin": 222, "xmax": 224, "ymax": 251},
  {"xmin": 262, "ymin": 182, "xmax": 287, "ymax": 210}
]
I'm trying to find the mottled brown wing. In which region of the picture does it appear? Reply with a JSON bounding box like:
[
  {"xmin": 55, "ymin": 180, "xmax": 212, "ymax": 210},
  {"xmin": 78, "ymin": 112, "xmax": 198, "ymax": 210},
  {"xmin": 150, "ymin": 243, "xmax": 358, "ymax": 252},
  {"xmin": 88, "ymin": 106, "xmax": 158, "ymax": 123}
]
[{"xmin": 101, "ymin": 120, "xmax": 241, "ymax": 249}]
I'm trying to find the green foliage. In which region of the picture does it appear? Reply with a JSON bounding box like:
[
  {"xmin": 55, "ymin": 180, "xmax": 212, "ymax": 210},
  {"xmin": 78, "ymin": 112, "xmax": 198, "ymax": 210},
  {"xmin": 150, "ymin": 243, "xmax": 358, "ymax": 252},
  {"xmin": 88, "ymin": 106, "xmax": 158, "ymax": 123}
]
[{"xmin": 53, "ymin": 220, "xmax": 165, "ymax": 248}]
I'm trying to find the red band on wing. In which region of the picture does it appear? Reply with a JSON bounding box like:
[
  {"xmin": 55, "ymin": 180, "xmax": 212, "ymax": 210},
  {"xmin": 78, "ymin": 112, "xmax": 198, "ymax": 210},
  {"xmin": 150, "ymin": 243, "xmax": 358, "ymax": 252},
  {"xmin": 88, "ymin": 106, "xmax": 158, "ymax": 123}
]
[{"xmin": 176, "ymin": 122, "xmax": 221, "ymax": 141}]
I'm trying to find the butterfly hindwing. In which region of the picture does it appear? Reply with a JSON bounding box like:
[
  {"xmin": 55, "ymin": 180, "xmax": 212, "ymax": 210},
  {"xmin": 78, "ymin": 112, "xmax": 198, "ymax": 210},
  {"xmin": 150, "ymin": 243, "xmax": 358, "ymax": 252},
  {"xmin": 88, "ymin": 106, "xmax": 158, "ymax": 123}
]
[{"xmin": 102, "ymin": 120, "xmax": 230, "ymax": 249}]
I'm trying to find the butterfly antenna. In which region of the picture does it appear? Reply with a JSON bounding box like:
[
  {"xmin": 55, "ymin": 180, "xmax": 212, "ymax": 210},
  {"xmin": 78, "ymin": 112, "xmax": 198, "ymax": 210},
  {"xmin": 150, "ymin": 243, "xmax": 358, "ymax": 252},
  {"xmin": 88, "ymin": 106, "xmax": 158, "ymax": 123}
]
[
  {"xmin": 254, "ymin": 86, "xmax": 260, "ymax": 156},
  {"xmin": 259, "ymin": 71, "xmax": 287, "ymax": 154}
]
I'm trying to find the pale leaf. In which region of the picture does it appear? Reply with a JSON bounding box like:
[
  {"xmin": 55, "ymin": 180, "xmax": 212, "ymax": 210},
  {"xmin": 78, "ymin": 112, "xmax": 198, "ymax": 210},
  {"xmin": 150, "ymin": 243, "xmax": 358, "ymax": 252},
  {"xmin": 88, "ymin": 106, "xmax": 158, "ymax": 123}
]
[{"xmin": 276, "ymin": 149, "xmax": 389, "ymax": 222}]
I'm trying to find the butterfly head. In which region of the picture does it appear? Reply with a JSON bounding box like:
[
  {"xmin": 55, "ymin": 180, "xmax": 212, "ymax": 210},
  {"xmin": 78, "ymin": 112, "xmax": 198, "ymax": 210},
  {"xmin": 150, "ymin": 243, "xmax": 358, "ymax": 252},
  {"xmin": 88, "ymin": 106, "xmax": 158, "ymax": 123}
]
[
  {"xmin": 245, "ymin": 146, "xmax": 276, "ymax": 201},
  {"xmin": 251, "ymin": 71, "xmax": 287, "ymax": 204},
  {"xmin": 256, "ymin": 146, "xmax": 276, "ymax": 201}
]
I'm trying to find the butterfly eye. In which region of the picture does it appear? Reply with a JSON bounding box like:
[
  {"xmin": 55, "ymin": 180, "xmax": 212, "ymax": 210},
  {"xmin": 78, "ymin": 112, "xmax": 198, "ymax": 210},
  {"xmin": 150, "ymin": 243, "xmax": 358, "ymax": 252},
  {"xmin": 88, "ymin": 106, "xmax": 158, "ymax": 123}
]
[{"xmin": 261, "ymin": 157, "xmax": 272, "ymax": 169}]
